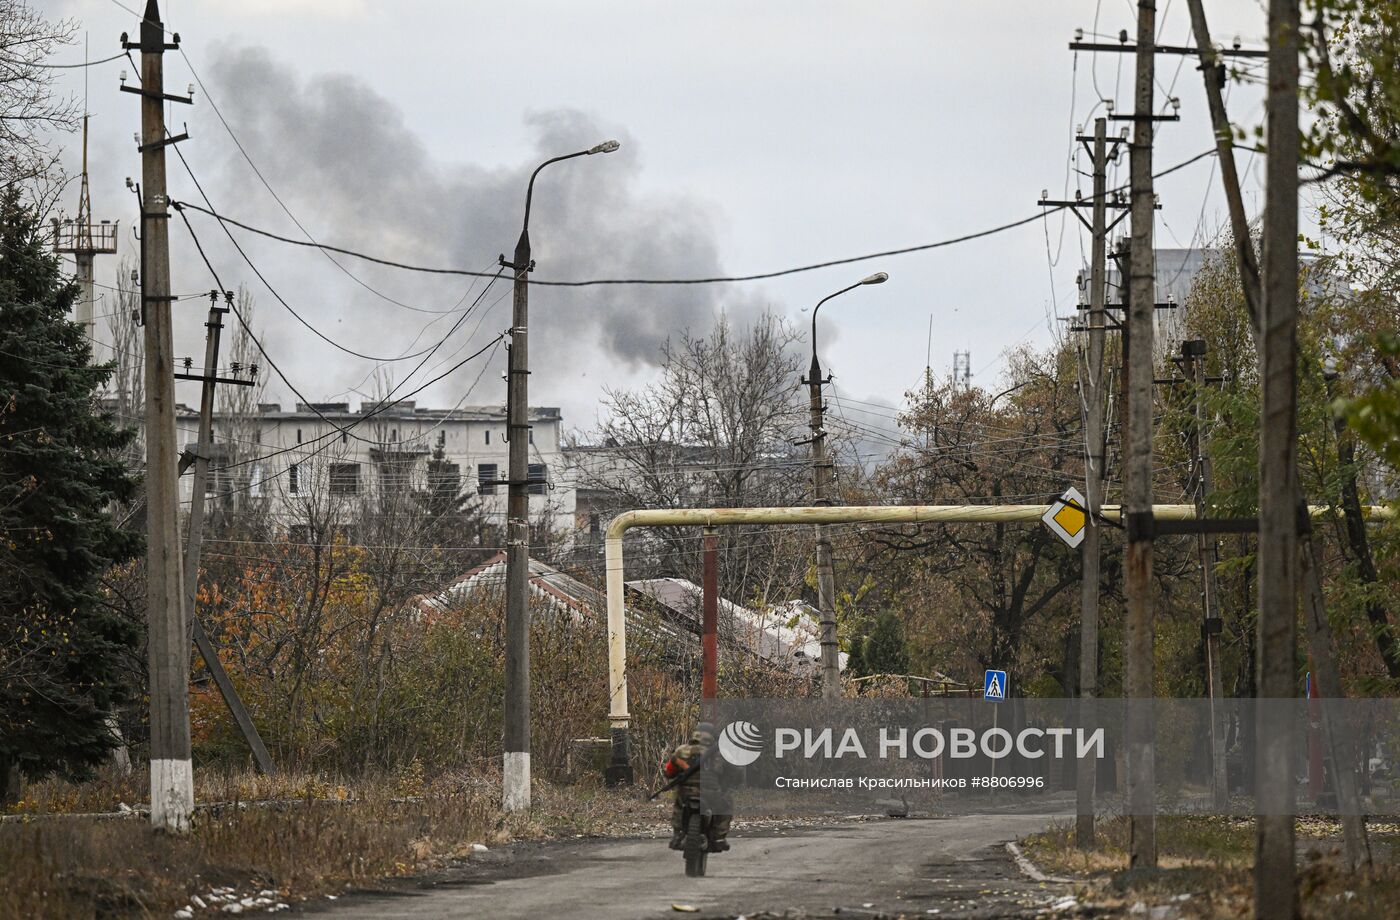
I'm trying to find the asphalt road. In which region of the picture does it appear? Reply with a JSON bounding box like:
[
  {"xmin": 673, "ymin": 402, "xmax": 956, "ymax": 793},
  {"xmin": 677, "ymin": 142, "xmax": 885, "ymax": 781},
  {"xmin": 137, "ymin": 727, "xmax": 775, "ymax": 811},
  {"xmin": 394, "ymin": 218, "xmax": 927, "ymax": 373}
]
[{"xmin": 309, "ymin": 813, "xmax": 1068, "ymax": 919}]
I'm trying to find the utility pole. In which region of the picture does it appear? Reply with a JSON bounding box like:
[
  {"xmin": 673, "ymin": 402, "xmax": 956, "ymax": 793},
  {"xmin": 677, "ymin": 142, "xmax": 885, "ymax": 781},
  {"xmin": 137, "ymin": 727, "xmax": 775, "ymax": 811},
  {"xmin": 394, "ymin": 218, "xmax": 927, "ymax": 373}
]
[
  {"xmin": 1183, "ymin": 0, "xmax": 1262, "ymax": 325},
  {"xmin": 502, "ymin": 211, "xmax": 534, "ymax": 815},
  {"xmin": 1182, "ymin": 0, "xmax": 1369, "ymax": 873},
  {"xmin": 1255, "ymin": 0, "xmax": 1300, "ymax": 914},
  {"xmin": 1123, "ymin": 0, "xmax": 1159, "ymax": 870},
  {"xmin": 175, "ymin": 292, "xmax": 274, "ymax": 776},
  {"xmin": 1077, "ymin": 122, "xmax": 1109, "ymax": 851},
  {"xmin": 702, "ymin": 528, "xmax": 718, "ymax": 719},
  {"xmin": 1181, "ymin": 340, "xmax": 1228, "ymax": 811},
  {"xmin": 123, "ymin": 0, "xmax": 193, "ymax": 832},
  {"xmin": 807, "ymin": 354, "xmax": 839, "ymax": 701},
  {"xmin": 1041, "ymin": 118, "xmax": 1129, "ymax": 849},
  {"xmin": 502, "ymin": 140, "xmax": 619, "ymax": 811},
  {"xmin": 1070, "ymin": 9, "xmax": 1267, "ymax": 325},
  {"xmin": 805, "ymin": 272, "xmax": 888, "ymax": 701}
]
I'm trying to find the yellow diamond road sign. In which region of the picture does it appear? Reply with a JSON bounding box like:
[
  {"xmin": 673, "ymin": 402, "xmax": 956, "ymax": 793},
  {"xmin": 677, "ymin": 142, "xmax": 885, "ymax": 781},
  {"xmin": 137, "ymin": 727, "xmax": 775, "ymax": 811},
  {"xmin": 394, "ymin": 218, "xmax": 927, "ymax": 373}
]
[{"xmin": 1043, "ymin": 486, "xmax": 1088, "ymax": 548}]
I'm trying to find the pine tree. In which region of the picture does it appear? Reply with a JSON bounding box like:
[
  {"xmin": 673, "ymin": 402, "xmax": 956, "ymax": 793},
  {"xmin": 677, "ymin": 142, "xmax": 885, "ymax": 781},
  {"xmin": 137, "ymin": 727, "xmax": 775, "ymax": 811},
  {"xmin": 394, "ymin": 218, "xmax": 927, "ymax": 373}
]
[
  {"xmin": 849, "ymin": 610, "xmax": 908, "ymax": 677},
  {"xmin": 0, "ymin": 187, "xmax": 141, "ymax": 789}
]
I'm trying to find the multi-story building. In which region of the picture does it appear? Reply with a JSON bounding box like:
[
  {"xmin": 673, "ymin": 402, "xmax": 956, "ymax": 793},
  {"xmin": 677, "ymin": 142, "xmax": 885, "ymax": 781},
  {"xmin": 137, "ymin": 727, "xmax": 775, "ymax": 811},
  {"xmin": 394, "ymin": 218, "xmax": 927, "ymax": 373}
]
[{"xmin": 173, "ymin": 401, "xmax": 574, "ymax": 535}]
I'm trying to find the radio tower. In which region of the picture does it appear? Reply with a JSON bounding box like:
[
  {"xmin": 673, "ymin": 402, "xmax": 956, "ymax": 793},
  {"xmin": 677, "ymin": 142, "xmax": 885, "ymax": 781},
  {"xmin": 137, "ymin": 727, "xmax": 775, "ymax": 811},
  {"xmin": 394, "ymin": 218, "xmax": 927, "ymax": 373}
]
[
  {"xmin": 952, "ymin": 350, "xmax": 972, "ymax": 390},
  {"xmin": 53, "ymin": 116, "xmax": 118, "ymax": 359}
]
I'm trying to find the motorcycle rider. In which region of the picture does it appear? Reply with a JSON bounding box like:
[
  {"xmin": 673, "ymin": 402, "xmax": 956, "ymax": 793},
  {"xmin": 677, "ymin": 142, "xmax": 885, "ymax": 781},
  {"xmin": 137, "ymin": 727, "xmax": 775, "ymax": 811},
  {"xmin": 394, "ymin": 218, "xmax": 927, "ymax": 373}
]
[{"xmin": 661, "ymin": 721, "xmax": 734, "ymax": 852}]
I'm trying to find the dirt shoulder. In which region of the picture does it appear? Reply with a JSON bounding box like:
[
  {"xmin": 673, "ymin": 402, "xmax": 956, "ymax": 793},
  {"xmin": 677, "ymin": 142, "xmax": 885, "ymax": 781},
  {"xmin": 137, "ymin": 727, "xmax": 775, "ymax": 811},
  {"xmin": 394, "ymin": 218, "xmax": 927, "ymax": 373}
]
[
  {"xmin": 1019, "ymin": 815, "xmax": 1400, "ymax": 919},
  {"xmin": 0, "ymin": 773, "xmax": 871, "ymax": 919}
]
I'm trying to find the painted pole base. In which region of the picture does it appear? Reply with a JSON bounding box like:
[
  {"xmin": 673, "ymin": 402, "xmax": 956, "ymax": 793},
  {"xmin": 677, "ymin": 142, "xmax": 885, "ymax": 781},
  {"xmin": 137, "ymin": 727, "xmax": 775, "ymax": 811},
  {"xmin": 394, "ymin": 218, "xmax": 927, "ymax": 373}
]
[
  {"xmin": 503, "ymin": 751, "xmax": 530, "ymax": 812},
  {"xmin": 150, "ymin": 757, "xmax": 194, "ymax": 832}
]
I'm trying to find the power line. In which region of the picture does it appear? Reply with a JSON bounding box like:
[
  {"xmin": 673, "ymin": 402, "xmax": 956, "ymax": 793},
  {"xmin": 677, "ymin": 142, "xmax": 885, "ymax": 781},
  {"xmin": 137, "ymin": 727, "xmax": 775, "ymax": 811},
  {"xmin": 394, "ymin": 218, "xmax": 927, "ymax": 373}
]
[
  {"xmin": 173, "ymin": 203, "xmax": 505, "ymax": 478},
  {"xmin": 168, "ymin": 145, "xmax": 471, "ymax": 363},
  {"xmin": 169, "ymin": 137, "xmax": 508, "ymax": 449},
  {"xmin": 175, "ymin": 47, "xmax": 469, "ymax": 318},
  {"xmin": 173, "ymin": 199, "xmax": 1070, "ymax": 287},
  {"xmin": 176, "ymin": 141, "xmax": 1217, "ymax": 288},
  {"xmin": 28, "ymin": 51, "xmax": 127, "ymax": 69}
]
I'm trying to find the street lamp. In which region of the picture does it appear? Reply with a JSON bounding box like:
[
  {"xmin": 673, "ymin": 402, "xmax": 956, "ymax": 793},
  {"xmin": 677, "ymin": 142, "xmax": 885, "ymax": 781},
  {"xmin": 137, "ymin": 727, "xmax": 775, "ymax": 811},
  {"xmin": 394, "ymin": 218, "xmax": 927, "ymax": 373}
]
[
  {"xmin": 810, "ymin": 271, "xmax": 887, "ymax": 382},
  {"xmin": 805, "ymin": 270, "xmax": 887, "ymax": 701},
  {"xmin": 502, "ymin": 140, "xmax": 619, "ymax": 814}
]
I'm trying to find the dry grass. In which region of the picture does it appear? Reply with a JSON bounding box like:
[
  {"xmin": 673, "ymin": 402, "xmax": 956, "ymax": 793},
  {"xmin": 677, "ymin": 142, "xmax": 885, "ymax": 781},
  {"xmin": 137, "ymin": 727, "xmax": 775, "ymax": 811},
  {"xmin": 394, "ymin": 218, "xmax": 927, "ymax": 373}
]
[
  {"xmin": 0, "ymin": 767, "xmax": 670, "ymax": 919},
  {"xmin": 1023, "ymin": 815, "xmax": 1256, "ymax": 877},
  {"xmin": 1022, "ymin": 815, "xmax": 1400, "ymax": 919}
]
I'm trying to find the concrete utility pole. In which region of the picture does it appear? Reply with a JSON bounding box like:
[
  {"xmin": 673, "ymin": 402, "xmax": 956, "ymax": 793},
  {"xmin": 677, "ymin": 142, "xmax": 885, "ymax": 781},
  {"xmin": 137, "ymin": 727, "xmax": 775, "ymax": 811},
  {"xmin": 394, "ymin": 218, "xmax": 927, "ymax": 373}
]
[
  {"xmin": 123, "ymin": 0, "xmax": 194, "ymax": 832},
  {"xmin": 175, "ymin": 293, "xmax": 274, "ymax": 776},
  {"xmin": 1076, "ymin": 123, "xmax": 1109, "ymax": 850},
  {"xmin": 1040, "ymin": 120, "xmax": 1130, "ymax": 849},
  {"xmin": 502, "ymin": 140, "xmax": 619, "ymax": 812},
  {"xmin": 806, "ymin": 272, "xmax": 888, "ymax": 700},
  {"xmin": 1181, "ymin": 340, "xmax": 1228, "ymax": 811},
  {"xmin": 1079, "ymin": 119, "xmax": 1115, "ymax": 848},
  {"xmin": 1255, "ymin": 0, "xmax": 1301, "ymax": 914},
  {"xmin": 1123, "ymin": 0, "xmax": 1159, "ymax": 870}
]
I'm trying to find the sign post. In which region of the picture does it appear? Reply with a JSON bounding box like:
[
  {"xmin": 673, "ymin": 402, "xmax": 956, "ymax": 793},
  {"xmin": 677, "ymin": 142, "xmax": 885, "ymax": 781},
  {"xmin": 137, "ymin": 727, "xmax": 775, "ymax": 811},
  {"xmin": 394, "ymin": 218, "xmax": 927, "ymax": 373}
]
[{"xmin": 985, "ymin": 670, "xmax": 1007, "ymax": 791}]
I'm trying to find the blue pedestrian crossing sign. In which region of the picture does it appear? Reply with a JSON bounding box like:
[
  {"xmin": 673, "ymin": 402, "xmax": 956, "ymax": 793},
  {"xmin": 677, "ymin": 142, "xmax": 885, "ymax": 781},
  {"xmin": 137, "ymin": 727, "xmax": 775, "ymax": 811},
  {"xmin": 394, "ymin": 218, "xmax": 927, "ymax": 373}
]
[{"xmin": 984, "ymin": 669, "xmax": 1008, "ymax": 701}]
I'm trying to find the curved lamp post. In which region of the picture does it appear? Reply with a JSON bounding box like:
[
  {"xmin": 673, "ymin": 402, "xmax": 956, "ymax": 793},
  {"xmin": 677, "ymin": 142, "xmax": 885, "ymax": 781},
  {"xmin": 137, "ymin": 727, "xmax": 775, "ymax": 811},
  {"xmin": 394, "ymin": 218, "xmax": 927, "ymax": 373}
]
[
  {"xmin": 807, "ymin": 271, "xmax": 887, "ymax": 700},
  {"xmin": 503, "ymin": 139, "xmax": 619, "ymax": 813}
]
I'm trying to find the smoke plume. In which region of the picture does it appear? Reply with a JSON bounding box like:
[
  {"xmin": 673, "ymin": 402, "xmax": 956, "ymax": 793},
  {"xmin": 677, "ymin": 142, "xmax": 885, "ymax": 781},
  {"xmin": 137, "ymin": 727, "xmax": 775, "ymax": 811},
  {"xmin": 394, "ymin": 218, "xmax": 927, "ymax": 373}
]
[{"xmin": 186, "ymin": 45, "xmax": 765, "ymax": 413}]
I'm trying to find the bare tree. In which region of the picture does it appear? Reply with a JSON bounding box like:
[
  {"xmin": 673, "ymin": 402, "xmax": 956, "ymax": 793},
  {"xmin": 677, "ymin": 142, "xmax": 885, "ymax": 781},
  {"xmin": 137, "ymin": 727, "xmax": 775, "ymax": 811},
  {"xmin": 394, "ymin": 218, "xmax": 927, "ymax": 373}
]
[
  {"xmin": 0, "ymin": 2, "xmax": 78, "ymax": 202},
  {"xmin": 582, "ymin": 312, "xmax": 811, "ymax": 605},
  {"xmin": 105, "ymin": 257, "xmax": 144, "ymax": 466},
  {"xmin": 871, "ymin": 350, "xmax": 1089, "ymax": 685}
]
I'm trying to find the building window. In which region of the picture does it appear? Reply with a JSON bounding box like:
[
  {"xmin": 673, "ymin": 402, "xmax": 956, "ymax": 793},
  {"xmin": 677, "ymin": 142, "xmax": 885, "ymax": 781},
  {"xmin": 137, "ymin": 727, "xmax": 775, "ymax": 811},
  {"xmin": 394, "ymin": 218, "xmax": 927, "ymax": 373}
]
[
  {"xmin": 485, "ymin": 429, "xmax": 490, "ymax": 445},
  {"xmin": 341, "ymin": 431, "xmax": 348, "ymax": 444},
  {"xmin": 528, "ymin": 429, "xmax": 534, "ymax": 445},
  {"xmin": 477, "ymin": 462, "xmax": 498, "ymax": 495},
  {"xmin": 289, "ymin": 463, "xmax": 299, "ymax": 494},
  {"xmin": 527, "ymin": 463, "xmax": 547, "ymax": 495},
  {"xmin": 329, "ymin": 462, "xmax": 359, "ymax": 495},
  {"xmin": 296, "ymin": 428, "xmax": 302, "ymax": 444}
]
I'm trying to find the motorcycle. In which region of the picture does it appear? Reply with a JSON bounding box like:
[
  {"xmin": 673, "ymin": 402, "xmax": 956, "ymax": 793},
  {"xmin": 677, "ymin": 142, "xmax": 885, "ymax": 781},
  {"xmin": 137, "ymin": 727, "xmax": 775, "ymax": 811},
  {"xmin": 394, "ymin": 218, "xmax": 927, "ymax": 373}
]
[
  {"xmin": 676, "ymin": 793, "xmax": 714, "ymax": 877},
  {"xmin": 649, "ymin": 750, "xmax": 723, "ymax": 877}
]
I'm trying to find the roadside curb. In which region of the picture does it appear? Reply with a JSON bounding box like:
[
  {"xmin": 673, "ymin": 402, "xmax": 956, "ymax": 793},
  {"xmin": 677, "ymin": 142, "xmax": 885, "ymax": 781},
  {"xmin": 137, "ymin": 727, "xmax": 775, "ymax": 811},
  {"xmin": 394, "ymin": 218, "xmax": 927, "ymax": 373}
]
[{"xmin": 1005, "ymin": 841, "xmax": 1074, "ymax": 884}]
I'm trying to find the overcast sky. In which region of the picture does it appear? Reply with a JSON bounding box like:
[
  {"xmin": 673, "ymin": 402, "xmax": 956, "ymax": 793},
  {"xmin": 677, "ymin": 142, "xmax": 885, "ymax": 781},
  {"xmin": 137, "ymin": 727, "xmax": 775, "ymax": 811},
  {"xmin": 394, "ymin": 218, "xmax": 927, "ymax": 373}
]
[{"xmin": 46, "ymin": 0, "xmax": 1296, "ymax": 443}]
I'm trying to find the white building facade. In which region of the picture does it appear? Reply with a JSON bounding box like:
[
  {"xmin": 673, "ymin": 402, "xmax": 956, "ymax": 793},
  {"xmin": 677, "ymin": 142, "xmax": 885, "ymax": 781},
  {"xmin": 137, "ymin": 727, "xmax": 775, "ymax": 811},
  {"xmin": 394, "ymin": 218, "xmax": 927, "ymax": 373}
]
[{"xmin": 174, "ymin": 401, "xmax": 574, "ymax": 536}]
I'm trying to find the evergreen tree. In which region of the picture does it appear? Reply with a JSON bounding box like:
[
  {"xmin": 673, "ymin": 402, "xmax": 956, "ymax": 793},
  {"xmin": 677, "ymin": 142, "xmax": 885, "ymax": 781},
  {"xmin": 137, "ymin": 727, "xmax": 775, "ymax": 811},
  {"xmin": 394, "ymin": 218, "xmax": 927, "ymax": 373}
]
[
  {"xmin": 0, "ymin": 187, "xmax": 141, "ymax": 787},
  {"xmin": 849, "ymin": 610, "xmax": 908, "ymax": 677}
]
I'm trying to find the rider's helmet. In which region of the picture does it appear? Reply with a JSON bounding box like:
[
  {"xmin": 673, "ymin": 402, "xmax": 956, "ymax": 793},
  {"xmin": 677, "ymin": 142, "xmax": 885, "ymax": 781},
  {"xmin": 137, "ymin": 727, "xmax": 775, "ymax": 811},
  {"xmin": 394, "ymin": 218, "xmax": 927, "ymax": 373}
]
[{"xmin": 691, "ymin": 721, "xmax": 717, "ymax": 745}]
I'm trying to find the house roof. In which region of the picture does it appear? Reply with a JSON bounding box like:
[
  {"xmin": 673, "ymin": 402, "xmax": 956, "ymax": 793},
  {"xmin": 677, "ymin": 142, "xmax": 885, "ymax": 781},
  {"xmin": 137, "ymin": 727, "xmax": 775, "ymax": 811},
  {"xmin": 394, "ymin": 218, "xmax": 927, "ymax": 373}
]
[
  {"xmin": 408, "ymin": 553, "xmax": 691, "ymax": 647},
  {"xmin": 624, "ymin": 577, "xmax": 845, "ymax": 675}
]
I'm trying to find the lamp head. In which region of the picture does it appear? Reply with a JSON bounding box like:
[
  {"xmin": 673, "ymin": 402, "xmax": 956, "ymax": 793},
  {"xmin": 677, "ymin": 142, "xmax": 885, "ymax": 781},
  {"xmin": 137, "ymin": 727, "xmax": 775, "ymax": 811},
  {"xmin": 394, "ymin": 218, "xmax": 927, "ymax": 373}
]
[
  {"xmin": 588, "ymin": 140, "xmax": 621, "ymax": 155},
  {"xmin": 861, "ymin": 271, "xmax": 889, "ymax": 285}
]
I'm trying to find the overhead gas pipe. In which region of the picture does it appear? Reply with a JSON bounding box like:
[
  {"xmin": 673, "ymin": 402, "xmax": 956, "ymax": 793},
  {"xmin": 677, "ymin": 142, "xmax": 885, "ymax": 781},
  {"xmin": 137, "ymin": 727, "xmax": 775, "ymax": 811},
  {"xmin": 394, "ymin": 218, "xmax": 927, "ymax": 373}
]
[{"xmin": 598, "ymin": 501, "xmax": 1393, "ymax": 786}]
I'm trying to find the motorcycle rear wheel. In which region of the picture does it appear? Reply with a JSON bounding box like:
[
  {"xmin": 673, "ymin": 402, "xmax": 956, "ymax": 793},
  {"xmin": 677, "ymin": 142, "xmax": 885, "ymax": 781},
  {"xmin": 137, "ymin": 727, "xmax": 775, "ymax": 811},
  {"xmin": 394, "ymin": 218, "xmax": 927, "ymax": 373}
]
[{"xmin": 683, "ymin": 812, "xmax": 707, "ymax": 877}]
